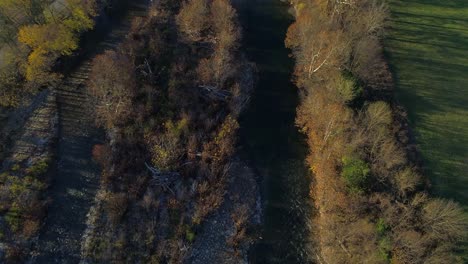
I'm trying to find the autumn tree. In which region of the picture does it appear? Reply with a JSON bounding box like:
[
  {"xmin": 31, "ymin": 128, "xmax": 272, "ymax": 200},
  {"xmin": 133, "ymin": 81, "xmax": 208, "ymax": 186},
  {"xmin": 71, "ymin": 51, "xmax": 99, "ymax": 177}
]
[
  {"xmin": 286, "ymin": 9, "xmax": 345, "ymax": 83},
  {"xmin": 176, "ymin": 0, "xmax": 210, "ymax": 42},
  {"xmin": 194, "ymin": 0, "xmax": 240, "ymax": 87},
  {"xmin": 287, "ymin": 1, "xmax": 467, "ymax": 263},
  {"xmin": 0, "ymin": 0, "xmax": 50, "ymax": 104},
  {"xmin": 394, "ymin": 167, "xmax": 421, "ymax": 197},
  {"xmin": 17, "ymin": 0, "xmax": 97, "ymax": 86},
  {"xmin": 0, "ymin": 72, "xmax": 22, "ymax": 107},
  {"xmin": 0, "ymin": 0, "xmax": 48, "ymax": 28},
  {"xmin": 211, "ymin": 0, "xmax": 239, "ymax": 50},
  {"xmin": 422, "ymin": 199, "xmax": 467, "ymax": 242},
  {"xmin": 88, "ymin": 50, "xmax": 136, "ymax": 128}
]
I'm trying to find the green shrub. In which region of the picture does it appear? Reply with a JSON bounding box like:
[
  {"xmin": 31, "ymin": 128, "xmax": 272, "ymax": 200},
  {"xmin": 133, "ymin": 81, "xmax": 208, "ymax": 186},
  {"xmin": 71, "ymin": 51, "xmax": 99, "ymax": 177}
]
[
  {"xmin": 186, "ymin": 228, "xmax": 195, "ymax": 242},
  {"xmin": 0, "ymin": 172, "xmax": 9, "ymax": 183},
  {"xmin": 151, "ymin": 118, "xmax": 188, "ymax": 171},
  {"xmin": 341, "ymin": 156, "xmax": 370, "ymax": 193},
  {"xmin": 11, "ymin": 164, "xmax": 21, "ymax": 172},
  {"xmin": 10, "ymin": 181, "xmax": 28, "ymax": 197},
  {"xmin": 337, "ymin": 72, "xmax": 363, "ymax": 103},
  {"xmin": 27, "ymin": 159, "xmax": 50, "ymax": 177},
  {"xmin": 378, "ymin": 236, "xmax": 392, "ymax": 262},
  {"xmin": 376, "ymin": 218, "xmax": 388, "ymax": 236},
  {"xmin": 5, "ymin": 204, "xmax": 22, "ymax": 232},
  {"xmin": 376, "ymin": 218, "xmax": 391, "ymax": 262},
  {"xmin": 23, "ymin": 176, "xmax": 46, "ymax": 191}
]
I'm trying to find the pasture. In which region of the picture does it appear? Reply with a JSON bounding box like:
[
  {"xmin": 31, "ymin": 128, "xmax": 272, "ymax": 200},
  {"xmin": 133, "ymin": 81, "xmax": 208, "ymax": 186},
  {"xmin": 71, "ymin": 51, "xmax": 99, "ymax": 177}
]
[{"xmin": 385, "ymin": 0, "xmax": 468, "ymax": 259}]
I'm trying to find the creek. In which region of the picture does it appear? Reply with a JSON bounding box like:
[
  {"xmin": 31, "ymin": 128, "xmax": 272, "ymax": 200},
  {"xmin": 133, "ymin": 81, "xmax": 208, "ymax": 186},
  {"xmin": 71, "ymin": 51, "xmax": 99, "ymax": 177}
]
[{"xmin": 236, "ymin": 1, "xmax": 313, "ymax": 263}]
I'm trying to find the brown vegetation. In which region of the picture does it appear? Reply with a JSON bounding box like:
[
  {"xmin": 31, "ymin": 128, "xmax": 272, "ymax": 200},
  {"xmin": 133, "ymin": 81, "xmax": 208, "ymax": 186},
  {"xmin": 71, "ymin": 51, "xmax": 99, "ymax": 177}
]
[
  {"xmin": 0, "ymin": 88, "xmax": 57, "ymax": 262},
  {"xmin": 88, "ymin": 50, "xmax": 136, "ymax": 128},
  {"xmin": 287, "ymin": 0, "xmax": 467, "ymax": 263},
  {"xmin": 82, "ymin": 0, "xmax": 253, "ymax": 262}
]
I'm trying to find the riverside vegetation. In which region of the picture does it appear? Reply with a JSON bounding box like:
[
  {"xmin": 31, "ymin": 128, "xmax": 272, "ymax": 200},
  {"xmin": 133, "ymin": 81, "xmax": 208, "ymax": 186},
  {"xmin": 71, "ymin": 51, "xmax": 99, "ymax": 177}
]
[
  {"xmin": 81, "ymin": 0, "xmax": 254, "ymax": 262},
  {"xmin": 0, "ymin": 0, "xmax": 97, "ymax": 262},
  {"xmin": 0, "ymin": 0, "xmax": 256, "ymax": 262},
  {"xmin": 1, "ymin": 0, "xmax": 466, "ymax": 263},
  {"xmin": 286, "ymin": 0, "xmax": 467, "ymax": 263}
]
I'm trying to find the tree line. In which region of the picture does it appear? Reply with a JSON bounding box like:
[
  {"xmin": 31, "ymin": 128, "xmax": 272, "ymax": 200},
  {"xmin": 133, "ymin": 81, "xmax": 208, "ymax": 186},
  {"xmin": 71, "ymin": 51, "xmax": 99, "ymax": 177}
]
[
  {"xmin": 286, "ymin": 0, "xmax": 466, "ymax": 263},
  {"xmin": 81, "ymin": 0, "xmax": 253, "ymax": 262}
]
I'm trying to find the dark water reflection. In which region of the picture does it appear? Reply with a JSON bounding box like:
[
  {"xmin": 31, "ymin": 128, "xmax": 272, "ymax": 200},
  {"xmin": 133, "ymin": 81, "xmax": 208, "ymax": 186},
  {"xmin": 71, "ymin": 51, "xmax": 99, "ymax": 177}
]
[{"xmin": 236, "ymin": 0, "xmax": 313, "ymax": 263}]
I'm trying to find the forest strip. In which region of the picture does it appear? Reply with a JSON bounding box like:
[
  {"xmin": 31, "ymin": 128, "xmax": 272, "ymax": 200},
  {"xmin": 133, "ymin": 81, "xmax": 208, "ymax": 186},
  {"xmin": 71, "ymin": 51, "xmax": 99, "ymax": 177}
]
[{"xmin": 286, "ymin": 0, "xmax": 467, "ymax": 263}]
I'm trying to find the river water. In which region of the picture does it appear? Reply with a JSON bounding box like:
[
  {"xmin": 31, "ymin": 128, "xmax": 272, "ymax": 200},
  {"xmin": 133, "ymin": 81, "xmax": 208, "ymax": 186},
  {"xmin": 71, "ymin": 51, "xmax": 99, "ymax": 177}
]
[{"xmin": 236, "ymin": 0, "xmax": 313, "ymax": 263}]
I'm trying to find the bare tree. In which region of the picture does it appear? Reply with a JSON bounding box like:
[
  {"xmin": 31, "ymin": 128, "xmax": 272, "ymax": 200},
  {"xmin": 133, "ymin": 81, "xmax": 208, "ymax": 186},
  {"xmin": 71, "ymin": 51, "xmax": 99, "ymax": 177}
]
[
  {"xmin": 88, "ymin": 50, "xmax": 136, "ymax": 128},
  {"xmin": 422, "ymin": 199, "xmax": 467, "ymax": 242},
  {"xmin": 176, "ymin": 0, "xmax": 209, "ymax": 42}
]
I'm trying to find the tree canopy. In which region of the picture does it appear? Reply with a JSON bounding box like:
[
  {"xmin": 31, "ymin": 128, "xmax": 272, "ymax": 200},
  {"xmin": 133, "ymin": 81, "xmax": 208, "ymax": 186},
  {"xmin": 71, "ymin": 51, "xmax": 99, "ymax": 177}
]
[{"xmin": 0, "ymin": 0, "xmax": 97, "ymax": 107}]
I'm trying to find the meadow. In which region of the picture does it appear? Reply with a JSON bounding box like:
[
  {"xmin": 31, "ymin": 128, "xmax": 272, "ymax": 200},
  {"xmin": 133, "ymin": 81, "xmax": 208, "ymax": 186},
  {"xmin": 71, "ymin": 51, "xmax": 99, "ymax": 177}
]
[{"xmin": 385, "ymin": 0, "xmax": 468, "ymax": 259}]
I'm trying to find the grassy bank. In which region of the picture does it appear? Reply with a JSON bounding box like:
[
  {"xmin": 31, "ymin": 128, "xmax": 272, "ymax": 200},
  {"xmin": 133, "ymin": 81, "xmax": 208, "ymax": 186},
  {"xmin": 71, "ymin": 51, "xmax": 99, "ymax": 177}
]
[
  {"xmin": 385, "ymin": 0, "xmax": 468, "ymax": 260},
  {"xmin": 385, "ymin": 0, "xmax": 468, "ymax": 206}
]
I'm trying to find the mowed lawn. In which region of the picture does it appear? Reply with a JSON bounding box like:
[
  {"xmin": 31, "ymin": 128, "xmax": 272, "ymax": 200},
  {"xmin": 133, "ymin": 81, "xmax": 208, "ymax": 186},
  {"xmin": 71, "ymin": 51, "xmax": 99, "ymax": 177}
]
[{"xmin": 385, "ymin": 0, "xmax": 468, "ymax": 257}]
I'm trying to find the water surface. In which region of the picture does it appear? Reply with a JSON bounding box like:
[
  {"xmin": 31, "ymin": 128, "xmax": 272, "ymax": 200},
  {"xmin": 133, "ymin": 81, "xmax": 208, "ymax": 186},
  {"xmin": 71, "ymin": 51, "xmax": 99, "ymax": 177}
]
[{"xmin": 237, "ymin": 0, "xmax": 313, "ymax": 263}]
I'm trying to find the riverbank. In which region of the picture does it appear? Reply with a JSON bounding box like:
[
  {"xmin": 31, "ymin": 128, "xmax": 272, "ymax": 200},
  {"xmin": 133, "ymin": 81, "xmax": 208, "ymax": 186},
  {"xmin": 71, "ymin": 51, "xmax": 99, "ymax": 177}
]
[
  {"xmin": 80, "ymin": 1, "xmax": 257, "ymax": 262},
  {"xmin": 0, "ymin": 91, "xmax": 57, "ymax": 262},
  {"xmin": 30, "ymin": 1, "xmax": 150, "ymax": 263},
  {"xmin": 0, "ymin": 1, "xmax": 149, "ymax": 262},
  {"xmin": 287, "ymin": 0, "xmax": 466, "ymax": 263}
]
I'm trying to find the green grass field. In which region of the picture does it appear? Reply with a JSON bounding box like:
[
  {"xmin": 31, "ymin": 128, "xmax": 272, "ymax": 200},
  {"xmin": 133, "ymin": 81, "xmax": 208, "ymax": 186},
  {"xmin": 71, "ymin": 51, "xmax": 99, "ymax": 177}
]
[{"xmin": 385, "ymin": 0, "xmax": 468, "ymax": 258}]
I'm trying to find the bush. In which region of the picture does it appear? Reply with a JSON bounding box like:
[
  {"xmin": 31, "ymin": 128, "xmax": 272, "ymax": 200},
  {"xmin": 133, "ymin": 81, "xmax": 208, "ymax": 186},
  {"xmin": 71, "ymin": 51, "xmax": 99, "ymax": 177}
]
[
  {"xmin": 21, "ymin": 219, "xmax": 40, "ymax": 239},
  {"xmin": 23, "ymin": 176, "xmax": 46, "ymax": 191},
  {"xmin": 336, "ymin": 73, "xmax": 362, "ymax": 103},
  {"xmin": 5, "ymin": 203, "xmax": 22, "ymax": 232},
  {"xmin": 92, "ymin": 144, "xmax": 109, "ymax": 166},
  {"xmin": 341, "ymin": 156, "xmax": 370, "ymax": 193},
  {"xmin": 378, "ymin": 236, "xmax": 392, "ymax": 262},
  {"xmin": 185, "ymin": 229, "xmax": 195, "ymax": 242},
  {"xmin": 376, "ymin": 218, "xmax": 388, "ymax": 236},
  {"xmin": 27, "ymin": 159, "xmax": 49, "ymax": 177},
  {"xmin": 151, "ymin": 118, "xmax": 188, "ymax": 171},
  {"xmin": 105, "ymin": 192, "xmax": 128, "ymax": 225},
  {"xmin": 11, "ymin": 164, "xmax": 21, "ymax": 172},
  {"xmin": 394, "ymin": 167, "xmax": 421, "ymax": 196}
]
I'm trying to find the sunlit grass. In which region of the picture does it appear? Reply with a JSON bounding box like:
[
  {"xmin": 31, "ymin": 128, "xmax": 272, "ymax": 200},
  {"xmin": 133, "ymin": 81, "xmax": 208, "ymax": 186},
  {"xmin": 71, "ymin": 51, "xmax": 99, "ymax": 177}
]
[{"xmin": 385, "ymin": 0, "xmax": 468, "ymax": 259}]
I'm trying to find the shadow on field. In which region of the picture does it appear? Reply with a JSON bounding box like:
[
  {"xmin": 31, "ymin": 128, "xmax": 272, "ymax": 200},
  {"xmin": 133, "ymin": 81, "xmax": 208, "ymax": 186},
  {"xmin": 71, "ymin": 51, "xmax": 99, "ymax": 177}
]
[{"xmin": 385, "ymin": 0, "xmax": 468, "ymax": 210}]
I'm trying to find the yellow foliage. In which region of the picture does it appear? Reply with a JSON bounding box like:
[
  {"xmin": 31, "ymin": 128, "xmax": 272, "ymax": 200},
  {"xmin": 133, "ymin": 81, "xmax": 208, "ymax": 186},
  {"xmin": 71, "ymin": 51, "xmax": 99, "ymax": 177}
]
[
  {"xmin": 16, "ymin": 0, "xmax": 97, "ymax": 84},
  {"xmin": 24, "ymin": 48, "xmax": 49, "ymax": 82},
  {"xmin": 18, "ymin": 25, "xmax": 47, "ymax": 48},
  {"xmin": 19, "ymin": 23, "xmax": 78, "ymax": 56},
  {"xmin": 63, "ymin": 0, "xmax": 96, "ymax": 32}
]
